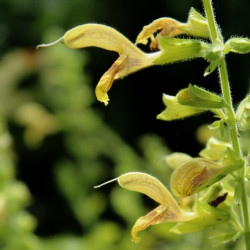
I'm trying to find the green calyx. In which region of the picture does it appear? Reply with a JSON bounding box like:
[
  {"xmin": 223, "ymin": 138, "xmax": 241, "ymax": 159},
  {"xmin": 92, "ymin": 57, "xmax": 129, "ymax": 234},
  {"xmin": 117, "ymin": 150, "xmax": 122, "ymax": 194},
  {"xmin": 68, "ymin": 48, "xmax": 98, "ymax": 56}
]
[
  {"xmin": 177, "ymin": 84, "xmax": 225, "ymax": 109},
  {"xmin": 157, "ymin": 94, "xmax": 205, "ymax": 121},
  {"xmin": 153, "ymin": 37, "xmax": 209, "ymax": 64},
  {"xmin": 224, "ymin": 38, "xmax": 250, "ymax": 54},
  {"xmin": 180, "ymin": 7, "xmax": 210, "ymax": 38}
]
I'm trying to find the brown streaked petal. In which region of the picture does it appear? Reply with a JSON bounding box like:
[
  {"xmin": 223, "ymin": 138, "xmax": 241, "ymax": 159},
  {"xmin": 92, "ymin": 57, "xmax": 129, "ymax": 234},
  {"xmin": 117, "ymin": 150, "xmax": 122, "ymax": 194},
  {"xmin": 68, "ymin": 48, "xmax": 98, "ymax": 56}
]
[
  {"xmin": 136, "ymin": 18, "xmax": 183, "ymax": 46},
  {"xmin": 131, "ymin": 204, "xmax": 193, "ymax": 242},
  {"xmin": 131, "ymin": 205, "xmax": 169, "ymax": 243},
  {"xmin": 95, "ymin": 54, "xmax": 128, "ymax": 105},
  {"xmin": 171, "ymin": 158, "xmax": 223, "ymax": 197}
]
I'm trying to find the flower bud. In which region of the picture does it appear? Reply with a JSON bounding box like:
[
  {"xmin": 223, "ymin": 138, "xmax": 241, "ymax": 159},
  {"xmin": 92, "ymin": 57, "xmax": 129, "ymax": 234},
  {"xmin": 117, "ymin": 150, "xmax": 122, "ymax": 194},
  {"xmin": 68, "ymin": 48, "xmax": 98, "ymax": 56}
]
[
  {"xmin": 171, "ymin": 158, "xmax": 224, "ymax": 197},
  {"xmin": 236, "ymin": 95, "xmax": 250, "ymax": 132},
  {"xmin": 225, "ymin": 38, "xmax": 250, "ymax": 54}
]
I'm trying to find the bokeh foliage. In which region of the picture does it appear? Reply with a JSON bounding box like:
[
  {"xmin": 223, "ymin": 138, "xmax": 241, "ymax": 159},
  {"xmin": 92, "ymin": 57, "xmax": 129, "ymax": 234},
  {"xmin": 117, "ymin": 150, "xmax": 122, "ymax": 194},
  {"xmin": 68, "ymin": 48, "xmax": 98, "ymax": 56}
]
[{"xmin": 0, "ymin": 0, "xmax": 249, "ymax": 249}]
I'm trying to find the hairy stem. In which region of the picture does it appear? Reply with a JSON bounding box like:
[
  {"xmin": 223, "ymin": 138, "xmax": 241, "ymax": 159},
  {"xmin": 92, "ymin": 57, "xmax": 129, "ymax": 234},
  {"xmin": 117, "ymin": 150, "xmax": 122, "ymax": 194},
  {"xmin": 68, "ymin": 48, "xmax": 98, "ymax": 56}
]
[{"xmin": 202, "ymin": 0, "xmax": 249, "ymax": 248}]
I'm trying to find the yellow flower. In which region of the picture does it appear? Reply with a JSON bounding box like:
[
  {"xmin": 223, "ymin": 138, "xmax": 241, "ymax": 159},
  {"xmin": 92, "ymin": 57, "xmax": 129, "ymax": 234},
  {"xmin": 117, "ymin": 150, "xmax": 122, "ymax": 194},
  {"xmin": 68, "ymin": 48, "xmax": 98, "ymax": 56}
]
[
  {"xmin": 37, "ymin": 24, "xmax": 161, "ymax": 106},
  {"xmin": 95, "ymin": 172, "xmax": 194, "ymax": 242},
  {"xmin": 95, "ymin": 171, "xmax": 230, "ymax": 242}
]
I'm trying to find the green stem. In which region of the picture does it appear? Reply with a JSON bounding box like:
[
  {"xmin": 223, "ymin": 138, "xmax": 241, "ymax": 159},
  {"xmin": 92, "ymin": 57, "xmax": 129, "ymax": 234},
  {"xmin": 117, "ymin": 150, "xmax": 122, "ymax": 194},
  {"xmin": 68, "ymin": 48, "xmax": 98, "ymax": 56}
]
[{"xmin": 202, "ymin": 0, "xmax": 249, "ymax": 248}]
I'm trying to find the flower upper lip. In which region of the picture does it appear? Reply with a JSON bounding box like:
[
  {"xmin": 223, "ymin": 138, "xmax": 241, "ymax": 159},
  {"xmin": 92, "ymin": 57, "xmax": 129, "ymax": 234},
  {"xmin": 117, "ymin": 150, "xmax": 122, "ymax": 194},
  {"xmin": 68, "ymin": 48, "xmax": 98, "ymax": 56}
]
[{"xmin": 37, "ymin": 23, "xmax": 161, "ymax": 106}]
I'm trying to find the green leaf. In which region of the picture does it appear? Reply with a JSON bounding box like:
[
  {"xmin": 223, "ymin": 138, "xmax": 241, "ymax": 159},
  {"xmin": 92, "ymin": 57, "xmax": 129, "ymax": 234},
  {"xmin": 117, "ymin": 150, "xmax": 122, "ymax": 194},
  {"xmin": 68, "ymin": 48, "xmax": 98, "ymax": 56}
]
[
  {"xmin": 157, "ymin": 94, "xmax": 205, "ymax": 121},
  {"xmin": 204, "ymin": 61, "xmax": 218, "ymax": 77},
  {"xmin": 177, "ymin": 84, "xmax": 225, "ymax": 109},
  {"xmin": 154, "ymin": 37, "xmax": 209, "ymax": 64},
  {"xmin": 208, "ymin": 120, "xmax": 221, "ymax": 130},
  {"xmin": 225, "ymin": 38, "xmax": 250, "ymax": 54}
]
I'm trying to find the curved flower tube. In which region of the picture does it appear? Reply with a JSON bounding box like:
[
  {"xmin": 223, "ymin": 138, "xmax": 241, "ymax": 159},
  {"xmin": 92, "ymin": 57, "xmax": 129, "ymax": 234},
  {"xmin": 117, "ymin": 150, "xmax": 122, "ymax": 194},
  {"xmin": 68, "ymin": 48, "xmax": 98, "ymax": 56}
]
[
  {"xmin": 95, "ymin": 172, "xmax": 194, "ymax": 242},
  {"xmin": 95, "ymin": 172, "xmax": 229, "ymax": 242},
  {"xmin": 37, "ymin": 24, "xmax": 161, "ymax": 105}
]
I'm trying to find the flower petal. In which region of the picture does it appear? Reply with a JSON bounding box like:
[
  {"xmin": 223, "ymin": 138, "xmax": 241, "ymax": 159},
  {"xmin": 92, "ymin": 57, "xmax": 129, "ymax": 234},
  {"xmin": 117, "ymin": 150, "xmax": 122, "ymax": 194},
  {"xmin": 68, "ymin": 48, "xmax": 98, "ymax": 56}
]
[
  {"xmin": 64, "ymin": 24, "xmax": 140, "ymax": 54},
  {"xmin": 95, "ymin": 54, "xmax": 127, "ymax": 105},
  {"xmin": 131, "ymin": 204, "xmax": 194, "ymax": 242},
  {"xmin": 171, "ymin": 158, "xmax": 223, "ymax": 197},
  {"xmin": 136, "ymin": 18, "xmax": 183, "ymax": 46},
  {"xmin": 131, "ymin": 205, "xmax": 170, "ymax": 242},
  {"xmin": 118, "ymin": 172, "xmax": 179, "ymax": 210}
]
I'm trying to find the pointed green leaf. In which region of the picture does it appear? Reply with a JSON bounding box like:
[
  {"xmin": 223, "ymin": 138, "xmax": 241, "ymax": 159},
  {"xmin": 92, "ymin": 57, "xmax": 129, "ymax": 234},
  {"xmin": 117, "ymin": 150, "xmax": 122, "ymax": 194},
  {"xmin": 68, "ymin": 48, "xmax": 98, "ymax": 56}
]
[
  {"xmin": 157, "ymin": 94, "xmax": 205, "ymax": 121},
  {"xmin": 208, "ymin": 120, "xmax": 221, "ymax": 130},
  {"xmin": 177, "ymin": 84, "xmax": 225, "ymax": 109},
  {"xmin": 204, "ymin": 62, "xmax": 218, "ymax": 77}
]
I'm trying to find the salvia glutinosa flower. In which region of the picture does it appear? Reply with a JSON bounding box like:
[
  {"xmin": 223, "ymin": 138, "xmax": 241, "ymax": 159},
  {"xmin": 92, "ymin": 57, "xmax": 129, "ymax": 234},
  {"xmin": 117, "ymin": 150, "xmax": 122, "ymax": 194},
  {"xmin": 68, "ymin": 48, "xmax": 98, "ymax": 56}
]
[
  {"xmin": 95, "ymin": 172, "xmax": 229, "ymax": 242},
  {"xmin": 37, "ymin": 24, "xmax": 161, "ymax": 106}
]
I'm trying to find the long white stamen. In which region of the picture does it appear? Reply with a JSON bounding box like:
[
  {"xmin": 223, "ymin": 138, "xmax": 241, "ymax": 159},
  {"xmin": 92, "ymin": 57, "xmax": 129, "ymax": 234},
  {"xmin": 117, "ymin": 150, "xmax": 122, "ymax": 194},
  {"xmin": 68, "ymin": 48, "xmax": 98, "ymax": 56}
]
[
  {"xmin": 94, "ymin": 177, "xmax": 119, "ymax": 188},
  {"xmin": 36, "ymin": 36, "xmax": 64, "ymax": 49}
]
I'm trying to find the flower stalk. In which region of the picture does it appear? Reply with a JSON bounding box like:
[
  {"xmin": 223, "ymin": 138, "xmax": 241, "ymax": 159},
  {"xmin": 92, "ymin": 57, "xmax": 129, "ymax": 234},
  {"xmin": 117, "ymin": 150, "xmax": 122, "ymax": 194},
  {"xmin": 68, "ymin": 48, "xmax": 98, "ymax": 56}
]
[{"xmin": 202, "ymin": 0, "xmax": 249, "ymax": 248}]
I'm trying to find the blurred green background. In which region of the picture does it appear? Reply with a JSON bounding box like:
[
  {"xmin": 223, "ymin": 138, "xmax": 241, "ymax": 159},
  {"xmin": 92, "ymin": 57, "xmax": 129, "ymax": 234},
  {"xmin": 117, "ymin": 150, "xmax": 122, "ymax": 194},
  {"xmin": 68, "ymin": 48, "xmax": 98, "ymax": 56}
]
[{"xmin": 0, "ymin": 0, "xmax": 249, "ymax": 249}]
